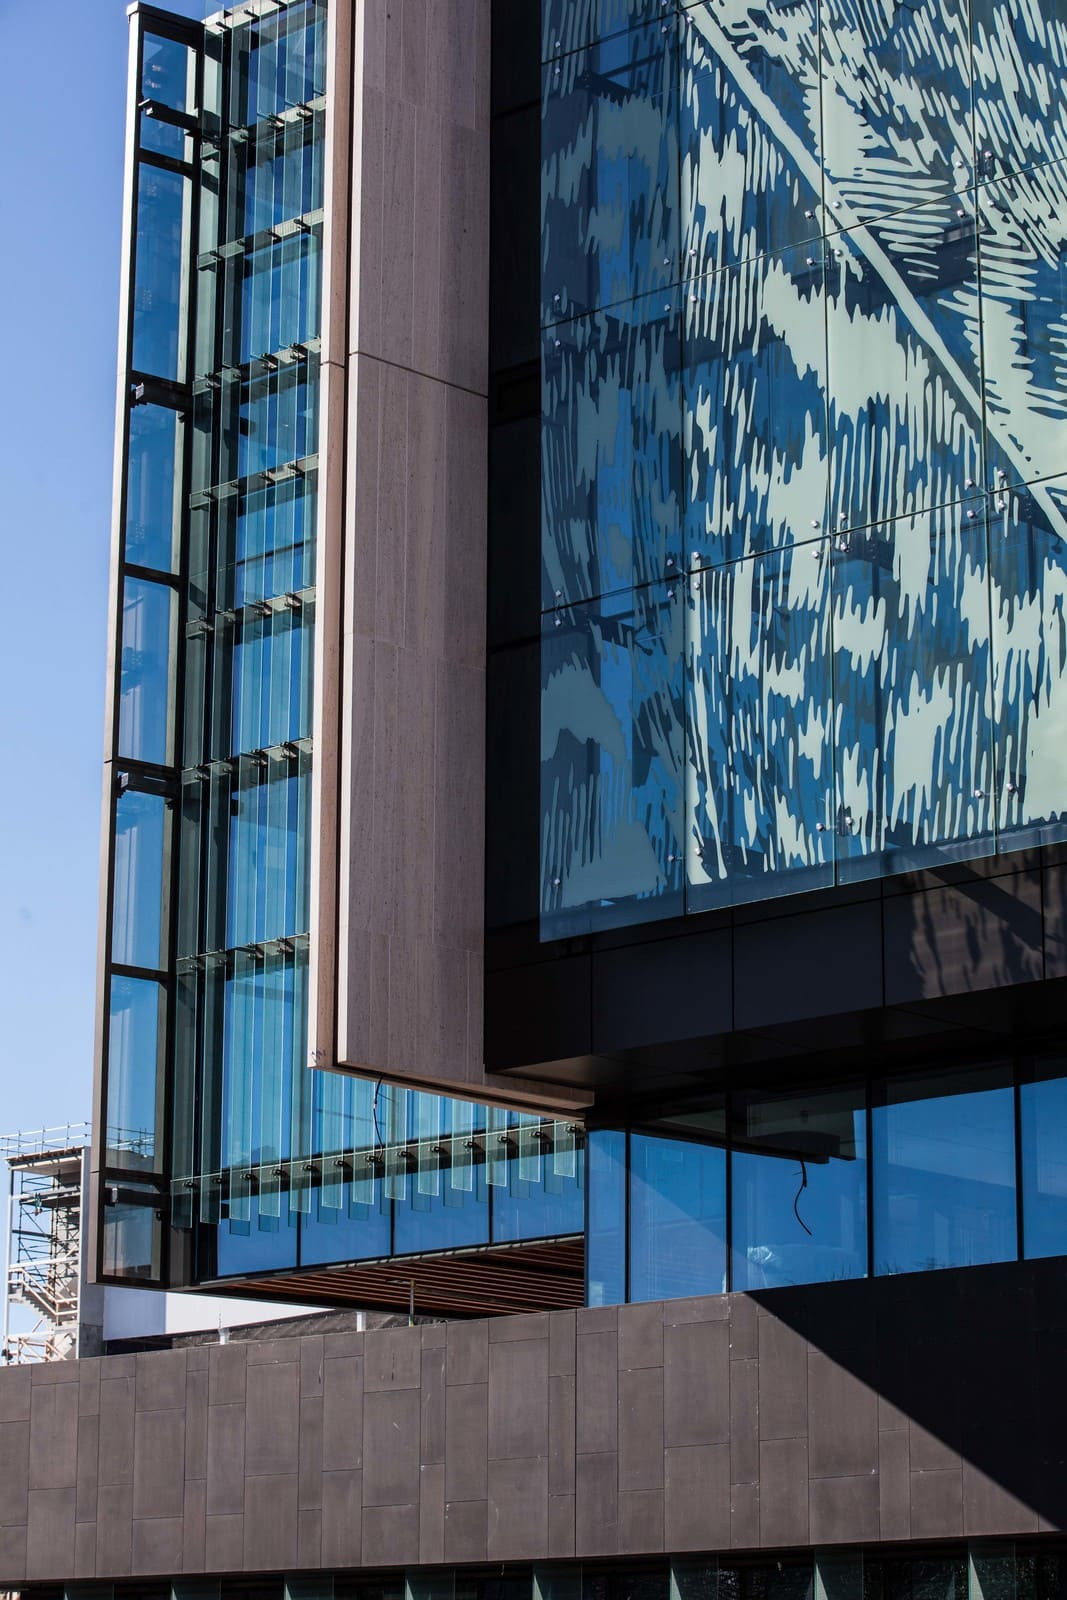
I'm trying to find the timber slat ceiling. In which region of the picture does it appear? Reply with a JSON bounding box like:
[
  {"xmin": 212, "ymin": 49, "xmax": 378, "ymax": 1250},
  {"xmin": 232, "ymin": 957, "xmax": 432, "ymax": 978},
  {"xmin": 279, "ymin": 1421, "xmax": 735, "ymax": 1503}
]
[{"xmin": 210, "ymin": 1237, "xmax": 585, "ymax": 1317}]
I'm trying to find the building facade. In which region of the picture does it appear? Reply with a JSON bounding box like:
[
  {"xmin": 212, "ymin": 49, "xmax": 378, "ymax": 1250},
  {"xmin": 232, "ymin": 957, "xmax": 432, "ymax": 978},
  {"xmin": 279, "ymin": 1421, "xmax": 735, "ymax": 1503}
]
[{"xmin": 4, "ymin": 0, "xmax": 1067, "ymax": 1592}]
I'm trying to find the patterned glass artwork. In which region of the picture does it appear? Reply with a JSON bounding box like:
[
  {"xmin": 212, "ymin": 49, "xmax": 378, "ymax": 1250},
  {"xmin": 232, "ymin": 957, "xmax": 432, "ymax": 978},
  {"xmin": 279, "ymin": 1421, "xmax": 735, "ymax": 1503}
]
[{"xmin": 541, "ymin": 0, "xmax": 1067, "ymax": 935}]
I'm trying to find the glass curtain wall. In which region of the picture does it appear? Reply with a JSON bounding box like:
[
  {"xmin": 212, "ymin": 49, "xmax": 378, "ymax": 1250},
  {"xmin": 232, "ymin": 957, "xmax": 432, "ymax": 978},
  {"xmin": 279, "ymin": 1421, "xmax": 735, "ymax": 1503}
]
[
  {"xmin": 540, "ymin": 0, "xmax": 1067, "ymax": 939},
  {"xmin": 592, "ymin": 1056, "xmax": 1067, "ymax": 1305},
  {"xmin": 97, "ymin": 9, "xmax": 201, "ymax": 1282}
]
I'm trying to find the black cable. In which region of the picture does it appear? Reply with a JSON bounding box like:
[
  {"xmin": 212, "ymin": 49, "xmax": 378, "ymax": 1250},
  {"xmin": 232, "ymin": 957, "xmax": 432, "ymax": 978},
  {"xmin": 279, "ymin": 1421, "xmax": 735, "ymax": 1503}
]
[
  {"xmin": 372, "ymin": 1078, "xmax": 385, "ymax": 1156},
  {"xmin": 792, "ymin": 1158, "xmax": 813, "ymax": 1236}
]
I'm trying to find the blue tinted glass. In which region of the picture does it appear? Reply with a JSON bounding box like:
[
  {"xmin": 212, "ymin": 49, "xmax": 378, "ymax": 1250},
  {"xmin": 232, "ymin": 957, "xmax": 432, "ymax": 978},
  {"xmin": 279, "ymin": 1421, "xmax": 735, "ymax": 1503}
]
[
  {"xmin": 133, "ymin": 165, "xmax": 189, "ymax": 381},
  {"xmin": 1021, "ymin": 1067, "xmax": 1067, "ymax": 1260},
  {"xmin": 141, "ymin": 33, "xmax": 193, "ymax": 111},
  {"xmin": 979, "ymin": 160, "xmax": 1067, "ymax": 491},
  {"xmin": 872, "ymin": 1068, "xmax": 1017, "ymax": 1277},
  {"xmin": 820, "ymin": 0, "xmax": 972, "ymax": 227},
  {"xmin": 126, "ymin": 405, "xmax": 181, "ymax": 572},
  {"xmin": 972, "ymin": 1, "xmax": 1067, "ymax": 183},
  {"xmin": 989, "ymin": 478, "xmax": 1067, "ymax": 851},
  {"xmin": 140, "ymin": 113, "xmax": 187, "ymax": 161},
  {"xmin": 118, "ymin": 577, "xmax": 174, "ymax": 766},
  {"xmin": 685, "ymin": 542, "xmax": 834, "ymax": 911},
  {"xmin": 826, "ymin": 190, "xmax": 983, "ymax": 534},
  {"xmin": 587, "ymin": 1130, "xmax": 626, "ymax": 1307},
  {"xmin": 215, "ymin": 1195, "xmax": 298, "ymax": 1276},
  {"xmin": 236, "ymin": 232, "xmax": 322, "ymax": 365},
  {"xmin": 684, "ymin": 244, "xmax": 828, "ymax": 571},
  {"xmin": 233, "ymin": 476, "xmax": 317, "ymax": 605},
  {"xmin": 396, "ymin": 1164, "xmax": 490, "ymax": 1255},
  {"xmin": 542, "ymin": 22, "xmax": 678, "ymax": 327},
  {"xmin": 543, "ymin": 289, "xmax": 682, "ymax": 610},
  {"xmin": 832, "ymin": 505, "xmax": 994, "ymax": 882},
  {"xmin": 112, "ymin": 788, "xmax": 167, "ymax": 972},
  {"xmin": 541, "ymin": 0, "xmax": 663, "ymax": 62},
  {"xmin": 300, "ymin": 1186, "xmax": 391, "ymax": 1266},
  {"xmin": 681, "ymin": 0, "xmax": 823, "ymax": 276},
  {"xmin": 107, "ymin": 976, "xmax": 163, "ymax": 1172},
  {"xmin": 491, "ymin": 1123, "xmax": 584, "ymax": 1244},
  {"xmin": 730, "ymin": 1085, "xmax": 867, "ymax": 1291},
  {"xmin": 542, "ymin": 582, "xmax": 684, "ymax": 936},
  {"xmin": 630, "ymin": 1132, "xmax": 726, "ymax": 1302}
]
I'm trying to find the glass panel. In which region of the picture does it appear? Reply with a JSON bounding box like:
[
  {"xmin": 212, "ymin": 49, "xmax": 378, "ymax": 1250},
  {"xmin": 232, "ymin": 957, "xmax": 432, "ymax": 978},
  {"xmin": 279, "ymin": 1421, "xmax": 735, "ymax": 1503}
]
[
  {"xmin": 990, "ymin": 477, "xmax": 1067, "ymax": 850},
  {"xmin": 142, "ymin": 33, "xmax": 194, "ymax": 112},
  {"xmin": 685, "ymin": 541, "xmax": 834, "ymax": 911},
  {"xmin": 630, "ymin": 1131, "xmax": 727, "ymax": 1302},
  {"xmin": 541, "ymin": 0, "xmax": 664, "ymax": 65},
  {"xmin": 719, "ymin": 1561, "xmax": 814, "ymax": 1600},
  {"xmin": 1020, "ymin": 1062, "xmax": 1067, "ymax": 1260},
  {"xmin": 971, "ymin": 0, "xmax": 1067, "ymax": 181},
  {"xmin": 119, "ymin": 577, "xmax": 175, "ymax": 766},
  {"xmin": 112, "ymin": 788, "xmax": 168, "ymax": 972},
  {"xmin": 832, "ymin": 504, "xmax": 994, "ymax": 882},
  {"xmin": 102, "ymin": 1198, "xmax": 162, "ymax": 1281},
  {"xmin": 684, "ymin": 244, "xmax": 828, "ymax": 572},
  {"xmin": 542, "ymin": 289, "xmax": 682, "ymax": 610},
  {"xmin": 826, "ymin": 191, "xmax": 982, "ymax": 535},
  {"xmin": 541, "ymin": 21, "xmax": 679, "ymax": 327},
  {"xmin": 541, "ymin": 581, "xmax": 684, "ymax": 937},
  {"xmin": 587, "ymin": 1129, "xmax": 626, "ymax": 1307},
  {"xmin": 140, "ymin": 113, "xmax": 188, "ymax": 162},
  {"xmin": 820, "ymin": 0, "xmax": 973, "ymax": 227},
  {"xmin": 106, "ymin": 975, "xmax": 164, "ymax": 1173},
  {"xmin": 133, "ymin": 165, "xmax": 190, "ymax": 382},
  {"xmin": 681, "ymin": 0, "xmax": 823, "ymax": 276},
  {"xmin": 868, "ymin": 1554, "xmax": 967, "ymax": 1600},
  {"xmin": 872, "ymin": 1065, "xmax": 1017, "ymax": 1277},
  {"xmin": 491, "ymin": 1119, "xmax": 585, "ymax": 1244},
  {"xmin": 730, "ymin": 1084, "xmax": 867, "ymax": 1291},
  {"xmin": 980, "ymin": 159, "xmax": 1067, "ymax": 492},
  {"xmin": 395, "ymin": 1098, "xmax": 490, "ymax": 1256},
  {"xmin": 215, "ymin": 1190, "xmax": 298, "ymax": 1276},
  {"xmin": 126, "ymin": 404, "xmax": 182, "ymax": 573}
]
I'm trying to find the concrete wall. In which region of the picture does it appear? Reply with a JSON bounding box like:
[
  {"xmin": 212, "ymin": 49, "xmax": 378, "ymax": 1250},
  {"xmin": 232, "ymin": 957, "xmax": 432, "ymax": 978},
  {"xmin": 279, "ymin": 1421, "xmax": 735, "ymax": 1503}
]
[{"xmin": 1, "ymin": 1259, "xmax": 1065, "ymax": 1585}]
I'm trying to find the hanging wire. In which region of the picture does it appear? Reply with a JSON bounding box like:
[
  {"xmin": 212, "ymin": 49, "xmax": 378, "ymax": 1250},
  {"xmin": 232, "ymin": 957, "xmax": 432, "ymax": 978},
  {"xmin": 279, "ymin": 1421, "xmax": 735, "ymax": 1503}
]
[{"xmin": 792, "ymin": 1158, "xmax": 813, "ymax": 1236}]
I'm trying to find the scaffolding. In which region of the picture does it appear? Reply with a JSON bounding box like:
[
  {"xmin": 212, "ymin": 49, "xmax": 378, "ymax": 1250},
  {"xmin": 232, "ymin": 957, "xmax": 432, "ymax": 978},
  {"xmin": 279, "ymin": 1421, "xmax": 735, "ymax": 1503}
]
[{"xmin": 1, "ymin": 1124, "xmax": 90, "ymax": 1364}]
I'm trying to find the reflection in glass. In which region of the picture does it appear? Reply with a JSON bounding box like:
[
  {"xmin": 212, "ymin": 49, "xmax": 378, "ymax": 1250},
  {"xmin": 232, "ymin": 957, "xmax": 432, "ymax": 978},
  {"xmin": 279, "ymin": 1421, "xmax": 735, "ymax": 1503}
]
[
  {"xmin": 541, "ymin": 22, "xmax": 678, "ymax": 327},
  {"xmin": 682, "ymin": 0, "xmax": 823, "ymax": 276},
  {"xmin": 979, "ymin": 160, "xmax": 1067, "ymax": 491},
  {"xmin": 684, "ymin": 244, "xmax": 828, "ymax": 571},
  {"xmin": 1020, "ymin": 1064, "xmax": 1067, "ymax": 1260},
  {"xmin": 541, "ymin": 0, "xmax": 664, "ymax": 67},
  {"xmin": 141, "ymin": 33, "xmax": 193, "ymax": 112},
  {"xmin": 102, "ymin": 1203, "xmax": 160, "ymax": 1281},
  {"xmin": 542, "ymin": 292, "xmax": 682, "ymax": 609},
  {"xmin": 630, "ymin": 1131, "xmax": 726, "ymax": 1302},
  {"xmin": 686, "ymin": 542, "xmax": 833, "ymax": 910},
  {"xmin": 587, "ymin": 1130, "xmax": 626, "ymax": 1307},
  {"xmin": 215, "ymin": 1191, "xmax": 299, "ymax": 1276},
  {"xmin": 820, "ymin": 0, "xmax": 972, "ymax": 226},
  {"xmin": 491, "ymin": 1112, "xmax": 584, "ymax": 1244},
  {"xmin": 832, "ymin": 507, "xmax": 994, "ymax": 881},
  {"xmin": 731, "ymin": 1084, "xmax": 867, "ymax": 1290},
  {"xmin": 126, "ymin": 405, "xmax": 181, "ymax": 572},
  {"xmin": 107, "ymin": 976, "xmax": 163, "ymax": 1171},
  {"xmin": 118, "ymin": 577, "xmax": 174, "ymax": 766},
  {"xmin": 112, "ymin": 788, "xmax": 168, "ymax": 973},
  {"xmin": 826, "ymin": 193, "xmax": 982, "ymax": 534},
  {"xmin": 989, "ymin": 480, "xmax": 1067, "ymax": 850},
  {"xmin": 133, "ymin": 165, "xmax": 189, "ymax": 382},
  {"xmin": 541, "ymin": 583, "xmax": 684, "ymax": 936},
  {"xmin": 872, "ymin": 1067, "xmax": 1016, "ymax": 1276}
]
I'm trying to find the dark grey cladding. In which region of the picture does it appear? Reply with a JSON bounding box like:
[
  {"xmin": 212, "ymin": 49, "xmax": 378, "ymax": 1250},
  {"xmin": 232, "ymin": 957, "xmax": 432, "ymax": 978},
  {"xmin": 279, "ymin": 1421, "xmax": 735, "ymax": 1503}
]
[{"xmin": 4, "ymin": 1260, "xmax": 1067, "ymax": 1583}]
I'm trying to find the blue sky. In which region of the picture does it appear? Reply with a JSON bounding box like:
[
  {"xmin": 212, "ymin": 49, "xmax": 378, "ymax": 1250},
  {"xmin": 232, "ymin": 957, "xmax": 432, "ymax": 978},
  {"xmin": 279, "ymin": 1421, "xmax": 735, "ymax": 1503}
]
[{"xmin": 0, "ymin": 0, "xmax": 204, "ymax": 1136}]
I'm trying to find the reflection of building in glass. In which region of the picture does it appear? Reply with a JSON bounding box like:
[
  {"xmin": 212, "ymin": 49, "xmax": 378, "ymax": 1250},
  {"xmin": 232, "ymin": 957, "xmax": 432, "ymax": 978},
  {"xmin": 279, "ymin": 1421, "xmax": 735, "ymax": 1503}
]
[{"xmin": 7, "ymin": 0, "xmax": 1067, "ymax": 1593}]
